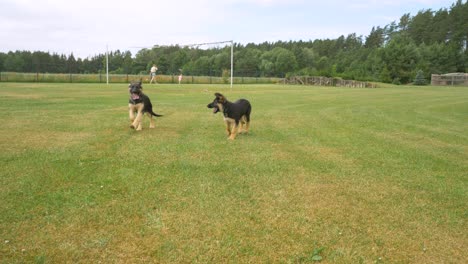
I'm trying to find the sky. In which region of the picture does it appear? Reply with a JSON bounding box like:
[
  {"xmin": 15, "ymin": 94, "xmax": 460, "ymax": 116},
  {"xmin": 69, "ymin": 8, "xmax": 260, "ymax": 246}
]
[{"xmin": 0, "ymin": 0, "xmax": 458, "ymax": 59}]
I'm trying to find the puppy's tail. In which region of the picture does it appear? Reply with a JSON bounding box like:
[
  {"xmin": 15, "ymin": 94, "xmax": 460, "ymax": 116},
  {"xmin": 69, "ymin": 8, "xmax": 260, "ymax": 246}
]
[{"xmin": 151, "ymin": 111, "xmax": 163, "ymax": 117}]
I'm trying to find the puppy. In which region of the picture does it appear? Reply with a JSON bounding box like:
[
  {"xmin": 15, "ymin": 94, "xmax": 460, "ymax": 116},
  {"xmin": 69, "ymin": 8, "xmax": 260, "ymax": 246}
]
[
  {"xmin": 128, "ymin": 81, "xmax": 162, "ymax": 130},
  {"xmin": 207, "ymin": 92, "xmax": 251, "ymax": 140}
]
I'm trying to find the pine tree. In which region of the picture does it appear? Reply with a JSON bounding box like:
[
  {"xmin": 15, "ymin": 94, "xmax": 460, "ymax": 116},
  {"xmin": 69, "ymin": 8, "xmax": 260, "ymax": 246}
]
[{"xmin": 414, "ymin": 69, "xmax": 427, "ymax": 85}]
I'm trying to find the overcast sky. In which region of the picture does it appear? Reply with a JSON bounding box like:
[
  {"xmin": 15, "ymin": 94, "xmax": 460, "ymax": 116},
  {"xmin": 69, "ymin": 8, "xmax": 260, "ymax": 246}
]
[{"xmin": 0, "ymin": 0, "xmax": 457, "ymax": 59}]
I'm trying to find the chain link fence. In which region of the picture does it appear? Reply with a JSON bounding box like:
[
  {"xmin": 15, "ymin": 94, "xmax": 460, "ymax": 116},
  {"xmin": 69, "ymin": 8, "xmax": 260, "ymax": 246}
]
[{"xmin": 0, "ymin": 72, "xmax": 282, "ymax": 84}]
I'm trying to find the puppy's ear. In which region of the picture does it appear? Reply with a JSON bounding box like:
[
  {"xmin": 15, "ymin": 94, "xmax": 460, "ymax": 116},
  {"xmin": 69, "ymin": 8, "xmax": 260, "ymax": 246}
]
[{"xmin": 215, "ymin": 93, "xmax": 226, "ymax": 103}]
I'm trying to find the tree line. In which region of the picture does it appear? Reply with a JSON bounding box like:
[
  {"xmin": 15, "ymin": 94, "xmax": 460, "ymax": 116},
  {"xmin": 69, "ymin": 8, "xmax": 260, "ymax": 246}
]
[{"xmin": 0, "ymin": 0, "xmax": 467, "ymax": 84}]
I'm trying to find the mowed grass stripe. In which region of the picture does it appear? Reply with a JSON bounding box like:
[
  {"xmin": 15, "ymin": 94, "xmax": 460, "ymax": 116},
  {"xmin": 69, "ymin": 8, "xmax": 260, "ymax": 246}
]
[{"xmin": 0, "ymin": 83, "xmax": 467, "ymax": 263}]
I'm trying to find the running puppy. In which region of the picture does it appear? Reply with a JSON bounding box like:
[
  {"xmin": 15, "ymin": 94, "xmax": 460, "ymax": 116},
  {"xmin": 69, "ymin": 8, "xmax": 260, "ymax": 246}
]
[
  {"xmin": 207, "ymin": 93, "xmax": 251, "ymax": 140},
  {"xmin": 128, "ymin": 81, "xmax": 162, "ymax": 130}
]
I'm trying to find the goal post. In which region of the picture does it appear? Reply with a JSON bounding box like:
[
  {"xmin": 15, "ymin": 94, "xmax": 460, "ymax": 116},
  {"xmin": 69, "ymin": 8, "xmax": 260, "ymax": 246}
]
[
  {"xmin": 113, "ymin": 40, "xmax": 234, "ymax": 89},
  {"xmin": 183, "ymin": 40, "xmax": 234, "ymax": 89},
  {"xmin": 231, "ymin": 41, "xmax": 233, "ymax": 89}
]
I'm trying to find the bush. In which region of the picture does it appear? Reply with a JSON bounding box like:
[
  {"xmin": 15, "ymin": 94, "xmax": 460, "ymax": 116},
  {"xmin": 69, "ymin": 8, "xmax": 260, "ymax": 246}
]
[{"xmin": 392, "ymin": 77, "xmax": 401, "ymax": 85}]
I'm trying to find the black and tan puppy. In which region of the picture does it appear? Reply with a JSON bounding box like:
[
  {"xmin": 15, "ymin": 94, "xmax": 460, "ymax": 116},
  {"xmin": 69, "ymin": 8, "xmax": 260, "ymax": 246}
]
[
  {"xmin": 207, "ymin": 93, "xmax": 251, "ymax": 140},
  {"xmin": 128, "ymin": 81, "xmax": 162, "ymax": 130}
]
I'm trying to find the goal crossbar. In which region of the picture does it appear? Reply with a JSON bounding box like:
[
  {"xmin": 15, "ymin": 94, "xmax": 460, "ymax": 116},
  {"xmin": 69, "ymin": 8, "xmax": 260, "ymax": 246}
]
[
  {"xmin": 124, "ymin": 40, "xmax": 234, "ymax": 89},
  {"xmin": 183, "ymin": 40, "xmax": 233, "ymax": 89}
]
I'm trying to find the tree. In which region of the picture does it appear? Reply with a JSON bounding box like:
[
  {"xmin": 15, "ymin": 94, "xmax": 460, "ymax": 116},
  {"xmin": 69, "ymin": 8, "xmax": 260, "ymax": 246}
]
[
  {"xmin": 0, "ymin": 52, "xmax": 6, "ymax": 71},
  {"xmin": 193, "ymin": 56, "xmax": 211, "ymax": 75},
  {"xmin": 414, "ymin": 69, "xmax": 427, "ymax": 85},
  {"xmin": 211, "ymin": 51, "xmax": 230, "ymax": 76},
  {"xmin": 298, "ymin": 47, "xmax": 318, "ymax": 75},
  {"xmin": 259, "ymin": 59, "xmax": 274, "ymax": 77},
  {"xmin": 408, "ymin": 9, "xmax": 434, "ymax": 45},
  {"xmin": 344, "ymin": 33, "xmax": 363, "ymax": 50},
  {"xmin": 122, "ymin": 51, "xmax": 133, "ymax": 74},
  {"xmin": 317, "ymin": 56, "xmax": 330, "ymax": 77},
  {"xmin": 365, "ymin": 26, "xmax": 385, "ymax": 48},
  {"xmin": 171, "ymin": 49, "xmax": 188, "ymax": 74},
  {"xmin": 66, "ymin": 53, "xmax": 78, "ymax": 73},
  {"xmin": 236, "ymin": 48, "xmax": 261, "ymax": 76},
  {"xmin": 273, "ymin": 47, "xmax": 298, "ymax": 76},
  {"xmin": 382, "ymin": 34, "xmax": 421, "ymax": 84},
  {"xmin": 380, "ymin": 65, "xmax": 392, "ymax": 83},
  {"xmin": 157, "ymin": 56, "xmax": 169, "ymax": 74},
  {"xmin": 3, "ymin": 51, "xmax": 25, "ymax": 72},
  {"xmin": 430, "ymin": 9, "xmax": 450, "ymax": 43},
  {"xmin": 399, "ymin": 13, "xmax": 411, "ymax": 32},
  {"xmin": 419, "ymin": 42, "xmax": 458, "ymax": 74}
]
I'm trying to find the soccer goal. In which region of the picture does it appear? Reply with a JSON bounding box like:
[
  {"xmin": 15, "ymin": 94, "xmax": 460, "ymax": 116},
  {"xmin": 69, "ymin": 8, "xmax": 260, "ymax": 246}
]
[
  {"xmin": 183, "ymin": 40, "xmax": 234, "ymax": 89},
  {"xmin": 107, "ymin": 40, "xmax": 234, "ymax": 89}
]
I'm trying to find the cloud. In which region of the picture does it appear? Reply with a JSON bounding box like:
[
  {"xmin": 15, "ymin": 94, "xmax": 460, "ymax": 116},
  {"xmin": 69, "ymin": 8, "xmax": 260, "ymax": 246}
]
[{"xmin": 0, "ymin": 0, "xmax": 457, "ymax": 58}]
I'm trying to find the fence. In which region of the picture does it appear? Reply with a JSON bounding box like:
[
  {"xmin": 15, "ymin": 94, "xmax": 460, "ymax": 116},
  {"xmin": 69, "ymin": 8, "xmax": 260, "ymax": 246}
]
[
  {"xmin": 0, "ymin": 72, "xmax": 383, "ymax": 87},
  {"xmin": 0, "ymin": 72, "xmax": 282, "ymax": 85},
  {"xmin": 431, "ymin": 73, "xmax": 468, "ymax": 86},
  {"xmin": 284, "ymin": 76, "xmax": 377, "ymax": 88}
]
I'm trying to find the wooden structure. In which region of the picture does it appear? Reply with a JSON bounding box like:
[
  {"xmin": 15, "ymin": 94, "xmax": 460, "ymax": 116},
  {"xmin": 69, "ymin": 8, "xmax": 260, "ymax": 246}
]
[
  {"xmin": 431, "ymin": 73, "xmax": 468, "ymax": 86},
  {"xmin": 285, "ymin": 76, "xmax": 377, "ymax": 88}
]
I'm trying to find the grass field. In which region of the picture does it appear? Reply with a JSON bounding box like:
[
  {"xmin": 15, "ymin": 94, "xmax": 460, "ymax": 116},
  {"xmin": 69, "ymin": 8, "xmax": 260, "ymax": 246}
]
[{"xmin": 0, "ymin": 82, "xmax": 467, "ymax": 263}]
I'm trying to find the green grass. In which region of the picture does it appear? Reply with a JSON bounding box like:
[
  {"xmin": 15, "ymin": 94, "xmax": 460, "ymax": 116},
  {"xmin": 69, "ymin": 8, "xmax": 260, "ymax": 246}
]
[{"xmin": 0, "ymin": 83, "xmax": 467, "ymax": 263}]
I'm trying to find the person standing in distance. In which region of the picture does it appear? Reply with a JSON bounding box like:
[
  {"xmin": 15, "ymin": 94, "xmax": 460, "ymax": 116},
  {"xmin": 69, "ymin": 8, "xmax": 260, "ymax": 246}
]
[
  {"xmin": 178, "ymin": 69, "xmax": 183, "ymax": 85},
  {"xmin": 149, "ymin": 64, "xmax": 158, "ymax": 84}
]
